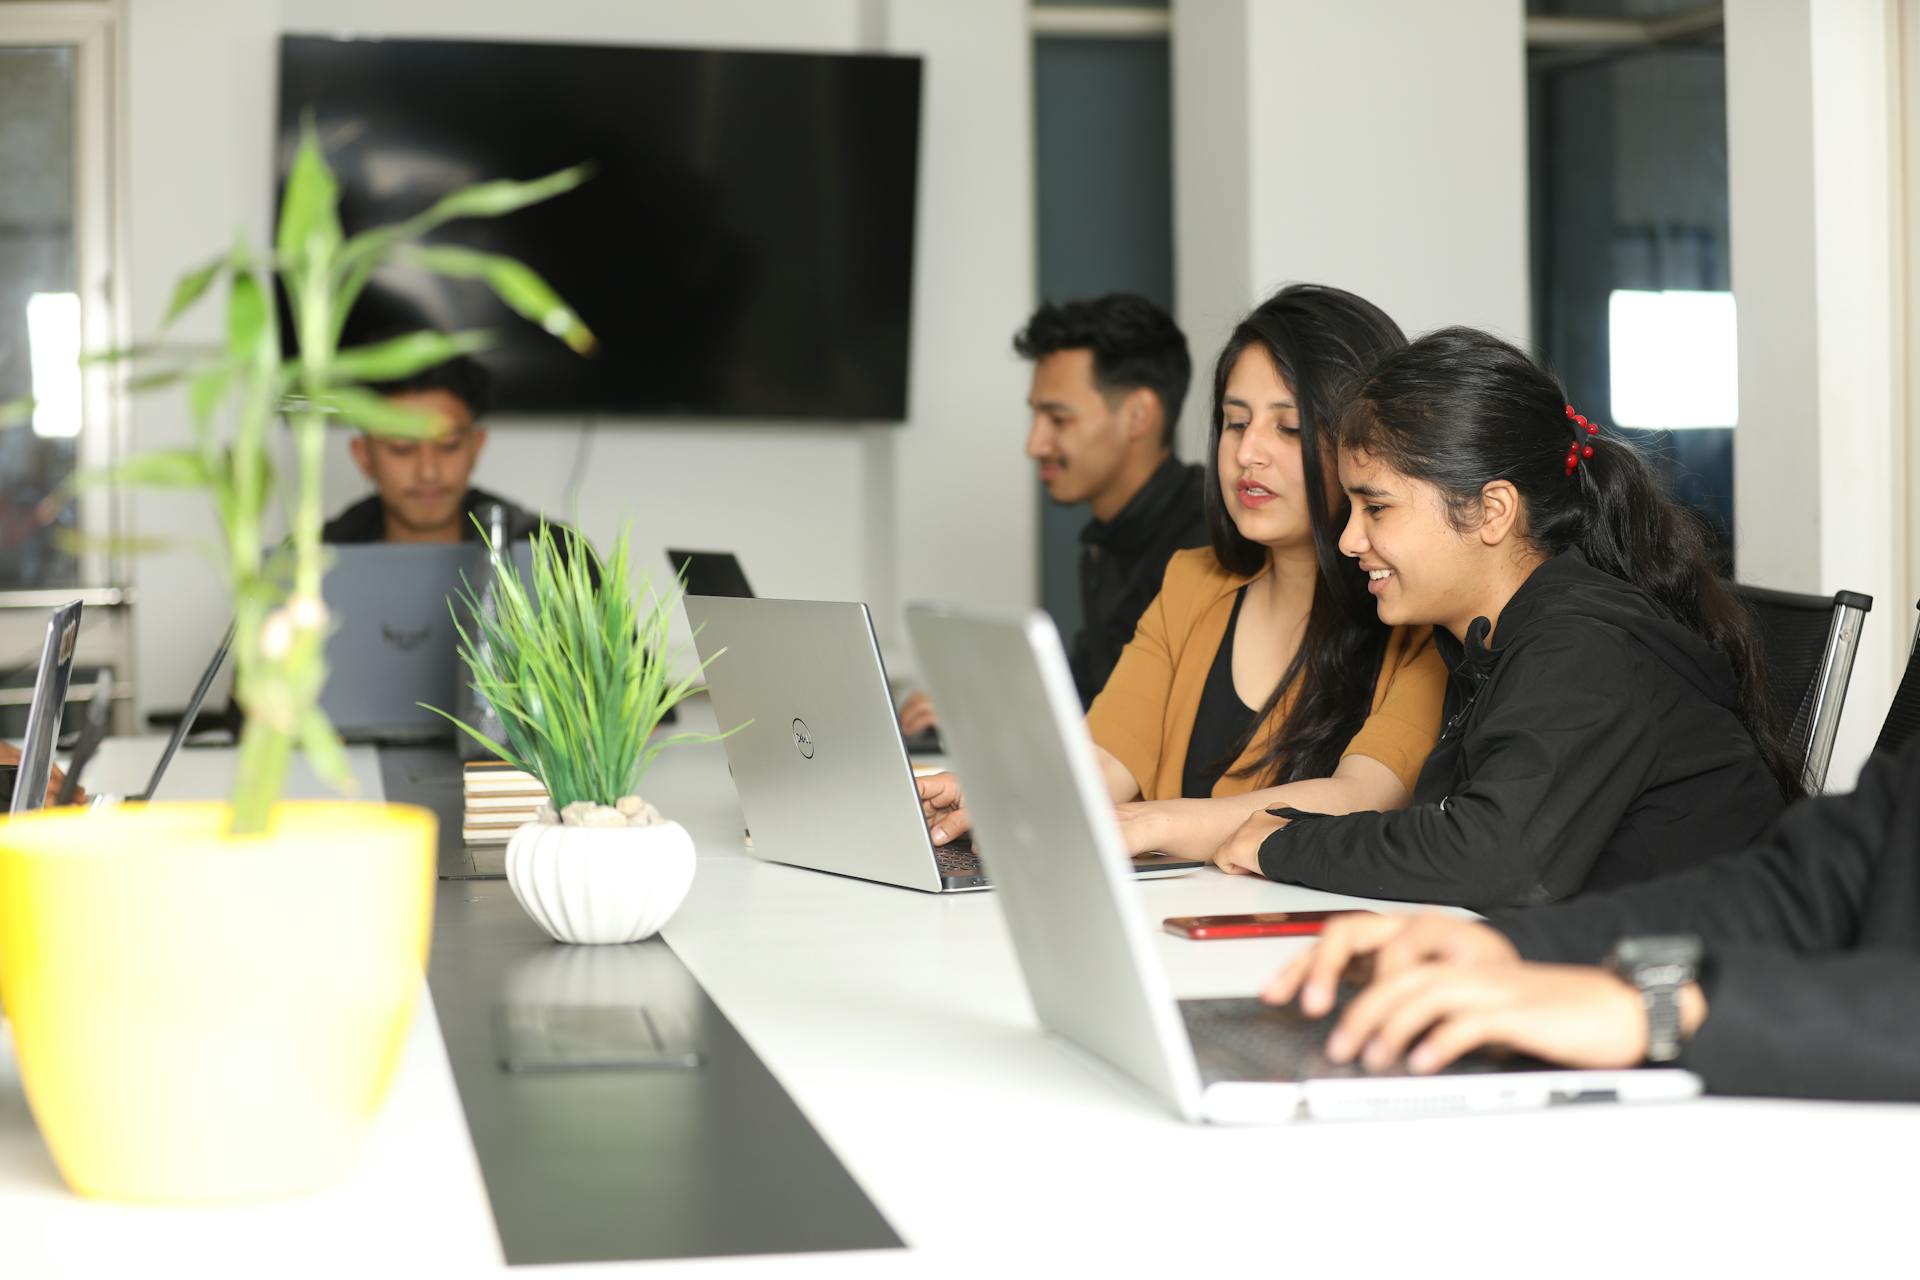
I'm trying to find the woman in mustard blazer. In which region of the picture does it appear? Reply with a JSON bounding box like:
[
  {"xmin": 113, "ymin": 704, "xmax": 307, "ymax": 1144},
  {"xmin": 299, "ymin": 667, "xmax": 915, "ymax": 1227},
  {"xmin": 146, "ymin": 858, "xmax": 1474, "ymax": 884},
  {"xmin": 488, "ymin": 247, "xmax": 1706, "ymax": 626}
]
[{"xmin": 922, "ymin": 283, "xmax": 1446, "ymax": 856}]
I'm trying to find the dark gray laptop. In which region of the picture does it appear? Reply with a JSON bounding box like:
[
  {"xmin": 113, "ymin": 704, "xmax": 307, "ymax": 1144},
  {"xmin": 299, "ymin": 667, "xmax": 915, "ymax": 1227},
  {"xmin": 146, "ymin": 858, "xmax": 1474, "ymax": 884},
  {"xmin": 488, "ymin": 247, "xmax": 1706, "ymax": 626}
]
[{"xmin": 319, "ymin": 543, "xmax": 543, "ymax": 743}]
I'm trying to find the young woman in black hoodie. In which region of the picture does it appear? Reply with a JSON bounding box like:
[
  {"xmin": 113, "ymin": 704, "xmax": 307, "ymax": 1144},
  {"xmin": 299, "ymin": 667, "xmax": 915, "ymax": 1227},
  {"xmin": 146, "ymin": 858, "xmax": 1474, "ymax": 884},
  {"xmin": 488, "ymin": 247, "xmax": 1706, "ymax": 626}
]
[{"xmin": 1214, "ymin": 327, "xmax": 1796, "ymax": 907}]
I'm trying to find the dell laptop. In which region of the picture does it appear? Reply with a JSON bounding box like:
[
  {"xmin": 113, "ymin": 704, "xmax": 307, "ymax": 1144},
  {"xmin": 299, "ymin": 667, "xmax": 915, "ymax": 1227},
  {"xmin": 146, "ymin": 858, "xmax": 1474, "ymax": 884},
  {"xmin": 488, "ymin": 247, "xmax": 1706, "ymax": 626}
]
[
  {"xmin": 686, "ymin": 594, "xmax": 1203, "ymax": 893},
  {"xmin": 906, "ymin": 601, "xmax": 1702, "ymax": 1123},
  {"xmin": 670, "ymin": 547, "xmax": 942, "ymax": 753}
]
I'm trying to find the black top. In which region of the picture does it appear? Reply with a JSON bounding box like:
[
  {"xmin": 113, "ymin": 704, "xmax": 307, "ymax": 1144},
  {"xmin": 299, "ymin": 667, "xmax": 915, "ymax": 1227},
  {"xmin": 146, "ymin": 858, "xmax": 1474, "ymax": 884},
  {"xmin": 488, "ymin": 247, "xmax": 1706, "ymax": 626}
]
[
  {"xmin": 1256, "ymin": 550, "xmax": 1786, "ymax": 909},
  {"xmin": 1072, "ymin": 456, "xmax": 1208, "ymax": 708},
  {"xmin": 324, "ymin": 486, "xmax": 541, "ymax": 545},
  {"xmin": 323, "ymin": 486, "xmax": 598, "ymax": 586},
  {"xmin": 1489, "ymin": 737, "xmax": 1920, "ymax": 1101},
  {"xmin": 1182, "ymin": 587, "xmax": 1259, "ymax": 799}
]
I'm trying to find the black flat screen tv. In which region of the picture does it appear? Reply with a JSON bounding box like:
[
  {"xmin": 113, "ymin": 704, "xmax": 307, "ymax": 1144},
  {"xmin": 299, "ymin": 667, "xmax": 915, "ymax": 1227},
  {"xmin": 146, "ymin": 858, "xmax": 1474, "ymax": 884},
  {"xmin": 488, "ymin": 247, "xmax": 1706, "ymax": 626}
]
[{"xmin": 275, "ymin": 35, "xmax": 922, "ymax": 420}]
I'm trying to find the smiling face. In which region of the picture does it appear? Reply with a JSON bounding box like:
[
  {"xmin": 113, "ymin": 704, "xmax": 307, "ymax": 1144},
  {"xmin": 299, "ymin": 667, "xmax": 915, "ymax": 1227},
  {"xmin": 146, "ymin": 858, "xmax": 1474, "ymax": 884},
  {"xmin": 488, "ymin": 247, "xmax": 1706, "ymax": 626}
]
[
  {"xmin": 1024, "ymin": 348, "xmax": 1139, "ymax": 509},
  {"xmin": 1338, "ymin": 447, "xmax": 1506, "ymax": 637},
  {"xmin": 1217, "ymin": 344, "xmax": 1328, "ymax": 554},
  {"xmin": 348, "ymin": 389, "xmax": 487, "ymax": 542}
]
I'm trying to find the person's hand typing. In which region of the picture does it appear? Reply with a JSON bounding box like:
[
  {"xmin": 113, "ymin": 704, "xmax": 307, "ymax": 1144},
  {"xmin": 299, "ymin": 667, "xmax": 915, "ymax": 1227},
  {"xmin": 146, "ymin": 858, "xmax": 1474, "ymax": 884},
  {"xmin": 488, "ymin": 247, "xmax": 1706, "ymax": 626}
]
[
  {"xmin": 1262, "ymin": 911, "xmax": 1520, "ymax": 1017},
  {"xmin": 916, "ymin": 770, "xmax": 971, "ymax": 844},
  {"xmin": 1317, "ymin": 962, "xmax": 1694, "ymax": 1074}
]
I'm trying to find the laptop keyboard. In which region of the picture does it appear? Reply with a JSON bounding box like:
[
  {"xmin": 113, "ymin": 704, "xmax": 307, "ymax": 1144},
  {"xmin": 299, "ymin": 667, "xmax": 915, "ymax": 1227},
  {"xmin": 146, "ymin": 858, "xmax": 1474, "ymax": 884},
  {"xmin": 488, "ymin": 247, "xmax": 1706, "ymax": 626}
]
[
  {"xmin": 1181, "ymin": 995, "xmax": 1529, "ymax": 1084},
  {"xmin": 933, "ymin": 837, "xmax": 983, "ymax": 877},
  {"xmin": 1182, "ymin": 996, "xmax": 1352, "ymax": 1082}
]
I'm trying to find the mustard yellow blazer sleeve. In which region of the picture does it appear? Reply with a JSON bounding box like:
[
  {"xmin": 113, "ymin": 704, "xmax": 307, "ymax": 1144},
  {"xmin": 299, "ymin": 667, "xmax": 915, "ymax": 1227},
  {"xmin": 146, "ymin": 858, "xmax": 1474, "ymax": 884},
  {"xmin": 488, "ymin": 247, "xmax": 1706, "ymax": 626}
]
[
  {"xmin": 1084, "ymin": 564, "xmax": 1181, "ymax": 797},
  {"xmin": 1338, "ymin": 625, "xmax": 1448, "ymax": 795}
]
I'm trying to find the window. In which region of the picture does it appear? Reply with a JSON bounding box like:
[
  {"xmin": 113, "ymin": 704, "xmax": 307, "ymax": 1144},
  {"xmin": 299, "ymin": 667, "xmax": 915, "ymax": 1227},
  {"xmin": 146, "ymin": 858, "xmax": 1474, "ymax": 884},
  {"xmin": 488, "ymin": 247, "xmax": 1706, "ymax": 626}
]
[{"xmin": 1528, "ymin": 1, "xmax": 1734, "ymax": 557}]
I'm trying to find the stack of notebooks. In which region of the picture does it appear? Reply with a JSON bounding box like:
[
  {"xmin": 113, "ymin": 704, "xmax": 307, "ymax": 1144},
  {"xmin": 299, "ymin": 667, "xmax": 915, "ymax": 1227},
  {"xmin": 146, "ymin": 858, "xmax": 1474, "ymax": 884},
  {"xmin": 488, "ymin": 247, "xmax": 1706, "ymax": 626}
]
[{"xmin": 462, "ymin": 760, "xmax": 550, "ymax": 845}]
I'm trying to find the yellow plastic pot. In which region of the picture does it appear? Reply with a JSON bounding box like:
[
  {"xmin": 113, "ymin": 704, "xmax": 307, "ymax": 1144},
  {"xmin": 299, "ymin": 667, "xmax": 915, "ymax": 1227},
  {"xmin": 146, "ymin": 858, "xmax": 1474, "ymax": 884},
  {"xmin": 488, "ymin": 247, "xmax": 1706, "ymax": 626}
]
[{"xmin": 0, "ymin": 801, "xmax": 435, "ymax": 1203}]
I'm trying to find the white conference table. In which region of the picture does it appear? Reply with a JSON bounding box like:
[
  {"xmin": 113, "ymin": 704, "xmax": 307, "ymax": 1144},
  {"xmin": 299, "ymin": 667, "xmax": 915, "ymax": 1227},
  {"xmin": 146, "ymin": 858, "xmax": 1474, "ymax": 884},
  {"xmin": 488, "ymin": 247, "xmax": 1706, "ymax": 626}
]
[{"xmin": 2, "ymin": 718, "xmax": 1915, "ymax": 1276}]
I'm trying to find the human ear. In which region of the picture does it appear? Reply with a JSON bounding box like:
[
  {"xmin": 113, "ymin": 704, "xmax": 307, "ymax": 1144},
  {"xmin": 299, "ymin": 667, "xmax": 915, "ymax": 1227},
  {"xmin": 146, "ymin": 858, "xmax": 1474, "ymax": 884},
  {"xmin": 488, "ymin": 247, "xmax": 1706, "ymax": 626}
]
[
  {"xmin": 348, "ymin": 433, "xmax": 375, "ymax": 481},
  {"xmin": 1124, "ymin": 387, "xmax": 1160, "ymax": 443},
  {"xmin": 1476, "ymin": 479, "xmax": 1524, "ymax": 546}
]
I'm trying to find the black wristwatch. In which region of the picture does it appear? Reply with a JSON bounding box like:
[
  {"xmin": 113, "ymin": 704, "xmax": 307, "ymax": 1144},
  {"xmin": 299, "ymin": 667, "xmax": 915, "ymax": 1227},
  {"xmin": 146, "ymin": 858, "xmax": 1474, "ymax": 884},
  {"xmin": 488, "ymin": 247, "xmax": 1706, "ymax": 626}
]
[{"xmin": 1604, "ymin": 934, "xmax": 1702, "ymax": 1063}]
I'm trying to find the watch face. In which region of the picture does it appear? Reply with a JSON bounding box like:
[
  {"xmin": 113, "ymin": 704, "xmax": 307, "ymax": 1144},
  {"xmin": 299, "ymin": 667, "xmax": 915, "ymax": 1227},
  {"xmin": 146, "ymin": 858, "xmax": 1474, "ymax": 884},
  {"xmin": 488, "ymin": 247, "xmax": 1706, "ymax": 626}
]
[{"xmin": 1614, "ymin": 934, "xmax": 1703, "ymax": 984}]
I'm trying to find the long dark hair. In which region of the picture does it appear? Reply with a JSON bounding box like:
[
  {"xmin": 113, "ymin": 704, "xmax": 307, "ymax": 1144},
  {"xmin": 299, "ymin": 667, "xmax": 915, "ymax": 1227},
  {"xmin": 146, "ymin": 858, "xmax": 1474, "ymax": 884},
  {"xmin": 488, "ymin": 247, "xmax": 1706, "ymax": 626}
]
[
  {"xmin": 1202, "ymin": 283, "xmax": 1408, "ymax": 785},
  {"xmin": 1338, "ymin": 326, "xmax": 1801, "ymax": 799}
]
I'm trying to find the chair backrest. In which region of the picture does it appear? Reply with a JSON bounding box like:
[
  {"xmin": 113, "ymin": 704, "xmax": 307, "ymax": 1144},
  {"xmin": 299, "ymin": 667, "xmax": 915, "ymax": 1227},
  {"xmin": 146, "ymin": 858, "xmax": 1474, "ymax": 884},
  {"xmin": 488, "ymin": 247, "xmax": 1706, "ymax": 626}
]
[
  {"xmin": 1874, "ymin": 599, "xmax": 1920, "ymax": 759},
  {"xmin": 1735, "ymin": 584, "xmax": 1873, "ymax": 793}
]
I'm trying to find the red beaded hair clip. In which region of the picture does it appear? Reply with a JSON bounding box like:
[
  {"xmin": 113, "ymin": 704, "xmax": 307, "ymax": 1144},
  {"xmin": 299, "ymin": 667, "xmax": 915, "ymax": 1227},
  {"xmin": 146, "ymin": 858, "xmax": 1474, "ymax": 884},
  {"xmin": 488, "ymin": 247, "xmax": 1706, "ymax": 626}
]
[{"xmin": 1563, "ymin": 403, "xmax": 1599, "ymax": 476}]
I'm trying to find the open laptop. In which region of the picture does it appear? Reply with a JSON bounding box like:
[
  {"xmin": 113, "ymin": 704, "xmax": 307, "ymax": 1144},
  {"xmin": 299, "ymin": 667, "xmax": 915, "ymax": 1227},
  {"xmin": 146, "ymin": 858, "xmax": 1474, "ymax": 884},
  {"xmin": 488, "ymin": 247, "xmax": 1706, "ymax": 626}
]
[
  {"xmin": 667, "ymin": 548, "xmax": 754, "ymax": 600},
  {"xmin": 670, "ymin": 548, "xmax": 943, "ymax": 755},
  {"xmin": 6, "ymin": 600, "xmax": 82, "ymax": 814},
  {"xmin": 906, "ymin": 602, "xmax": 1702, "ymax": 1123},
  {"xmin": 321, "ymin": 543, "xmax": 527, "ymax": 743},
  {"xmin": 686, "ymin": 595, "xmax": 1204, "ymax": 893}
]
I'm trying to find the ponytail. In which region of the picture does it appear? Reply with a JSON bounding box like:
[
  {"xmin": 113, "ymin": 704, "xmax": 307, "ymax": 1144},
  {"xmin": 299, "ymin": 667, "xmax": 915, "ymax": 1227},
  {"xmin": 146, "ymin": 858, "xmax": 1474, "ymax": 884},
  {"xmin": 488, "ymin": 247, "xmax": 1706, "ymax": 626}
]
[{"xmin": 1339, "ymin": 327, "xmax": 1802, "ymax": 800}]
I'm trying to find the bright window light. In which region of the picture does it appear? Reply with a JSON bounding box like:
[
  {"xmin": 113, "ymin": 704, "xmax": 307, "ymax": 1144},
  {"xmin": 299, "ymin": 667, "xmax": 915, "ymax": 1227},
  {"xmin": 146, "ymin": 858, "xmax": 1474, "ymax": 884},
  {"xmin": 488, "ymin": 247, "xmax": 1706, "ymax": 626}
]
[
  {"xmin": 1608, "ymin": 289, "xmax": 1739, "ymax": 429},
  {"xmin": 26, "ymin": 291, "xmax": 83, "ymax": 439}
]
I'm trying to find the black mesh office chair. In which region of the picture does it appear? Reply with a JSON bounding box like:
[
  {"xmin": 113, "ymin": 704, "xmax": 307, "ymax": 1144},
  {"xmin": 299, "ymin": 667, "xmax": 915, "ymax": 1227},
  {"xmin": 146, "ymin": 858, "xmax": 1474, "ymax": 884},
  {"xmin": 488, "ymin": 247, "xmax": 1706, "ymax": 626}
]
[
  {"xmin": 1735, "ymin": 584, "xmax": 1873, "ymax": 793},
  {"xmin": 1874, "ymin": 599, "xmax": 1920, "ymax": 758}
]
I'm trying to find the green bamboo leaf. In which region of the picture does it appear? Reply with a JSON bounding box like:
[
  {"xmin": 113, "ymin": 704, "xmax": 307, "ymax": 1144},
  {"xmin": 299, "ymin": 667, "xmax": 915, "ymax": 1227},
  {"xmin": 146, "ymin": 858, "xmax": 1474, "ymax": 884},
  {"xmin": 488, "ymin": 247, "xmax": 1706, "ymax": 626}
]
[
  {"xmin": 328, "ymin": 329, "xmax": 495, "ymax": 383},
  {"xmin": 418, "ymin": 163, "xmax": 593, "ymax": 224},
  {"xmin": 276, "ymin": 117, "xmax": 342, "ymax": 271},
  {"xmin": 190, "ymin": 365, "xmax": 233, "ymax": 426},
  {"xmin": 55, "ymin": 529, "xmax": 197, "ymax": 558},
  {"xmin": 162, "ymin": 254, "xmax": 226, "ymax": 328},
  {"xmin": 401, "ymin": 245, "xmax": 597, "ymax": 354},
  {"xmin": 81, "ymin": 340, "xmax": 219, "ymax": 367},
  {"xmin": 226, "ymin": 267, "xmax": 269, "ymax": 363},
  {"xmin": 126, "ymin": 367, "xmax": 195, "ymax": 393},
  {"xmin": 0, "ymin": 395, "xmax": 32, "ymax": 428},
  {"xmin": 310, "ymin": 386, "xmax": 446, "ymax": 438},
  {"xmin": 84, "ymin": 447, "xmax": 214, "ymax": 490},
  {"xmin": 297, "ymin": 707, "xmax": 354, "ymax": 792}
]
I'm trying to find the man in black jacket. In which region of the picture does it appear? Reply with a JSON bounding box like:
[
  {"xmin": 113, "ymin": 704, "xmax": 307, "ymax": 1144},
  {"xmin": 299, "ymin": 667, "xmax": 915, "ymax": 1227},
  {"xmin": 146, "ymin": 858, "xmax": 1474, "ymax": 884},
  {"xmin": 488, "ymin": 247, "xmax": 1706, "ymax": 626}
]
[
  {"xmin": 1261, "ymin": 736, "xmax": 1920, "ymax": 1100},
  {"xmin": 324, "ymin": 352, "xmax": 550, "ymax": 549},
  {"xmin": 899, "ymin": 295, "xmax": 1205, "ymax": 736}
]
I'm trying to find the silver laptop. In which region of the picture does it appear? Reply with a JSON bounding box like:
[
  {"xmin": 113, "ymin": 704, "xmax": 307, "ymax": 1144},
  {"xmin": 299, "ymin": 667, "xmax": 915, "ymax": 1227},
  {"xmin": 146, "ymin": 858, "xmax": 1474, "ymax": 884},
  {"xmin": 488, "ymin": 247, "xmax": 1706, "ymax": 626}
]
[
  {"xmin": 906, "ymin": 602, "xmax": 1702, "ymax": 1123},
  {"xmin": 686, "ymin": 595, "xmax": 1205, "ymax": 894},
  {"xmin": 7, "ymin": 600, "xmax": 82, "ymax": 815}
]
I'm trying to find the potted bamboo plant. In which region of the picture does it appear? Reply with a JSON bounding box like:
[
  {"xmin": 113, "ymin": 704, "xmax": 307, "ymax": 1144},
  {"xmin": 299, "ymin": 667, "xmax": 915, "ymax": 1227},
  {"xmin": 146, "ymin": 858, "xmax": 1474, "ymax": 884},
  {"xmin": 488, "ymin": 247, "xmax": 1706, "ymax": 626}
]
[
  {"xmin": 435, "ymin": 524, "xmax": 733, "ymax": 945},
  {"xmin": 0, "ymin": 120, "xmax": 593, "ymax": 1203}
]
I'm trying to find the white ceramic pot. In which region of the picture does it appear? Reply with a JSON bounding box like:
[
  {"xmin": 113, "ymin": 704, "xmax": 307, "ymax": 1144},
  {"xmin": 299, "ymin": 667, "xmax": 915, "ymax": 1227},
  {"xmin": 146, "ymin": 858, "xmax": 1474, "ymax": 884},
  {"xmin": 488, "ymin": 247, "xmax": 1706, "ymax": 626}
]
[{"xmin": 503, "ymin": 819, "xmax": 696, "ymax": 945}]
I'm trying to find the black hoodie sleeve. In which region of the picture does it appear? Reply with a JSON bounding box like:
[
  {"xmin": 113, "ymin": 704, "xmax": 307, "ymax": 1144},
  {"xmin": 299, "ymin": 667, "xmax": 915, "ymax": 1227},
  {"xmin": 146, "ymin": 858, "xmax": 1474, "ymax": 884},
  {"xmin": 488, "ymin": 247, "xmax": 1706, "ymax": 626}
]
[
  {"xmin": 1484, "ymin": 742, "xmax": 1920, "ymax": 1100},
  {"xmin": 1679, "ymin": 947, "xmax": 1920, "ymax": 1100},
  {"xmin": 1486, "ymin": 739, "xmax": 1910, "ymax": 964},
  {"xmin": 1257, "ymin": 625, "xmax": 1656, "ymax": 908}
]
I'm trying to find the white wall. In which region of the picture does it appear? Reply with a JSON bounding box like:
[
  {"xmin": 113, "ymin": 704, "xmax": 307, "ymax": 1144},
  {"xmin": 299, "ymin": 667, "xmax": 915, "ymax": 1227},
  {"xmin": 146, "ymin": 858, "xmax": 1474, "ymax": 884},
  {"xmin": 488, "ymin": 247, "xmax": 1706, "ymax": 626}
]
[
  {"xmin": 1727, "ymin": 0, "xmax": 1909, "ymax": 789},
  {"xmin": 122, "ymin": 0, "xmax": 1035, "ymax": 713},
  {"xmin": 1171, "ymin": 0, "xmax": 1530, "ymax": 456}
]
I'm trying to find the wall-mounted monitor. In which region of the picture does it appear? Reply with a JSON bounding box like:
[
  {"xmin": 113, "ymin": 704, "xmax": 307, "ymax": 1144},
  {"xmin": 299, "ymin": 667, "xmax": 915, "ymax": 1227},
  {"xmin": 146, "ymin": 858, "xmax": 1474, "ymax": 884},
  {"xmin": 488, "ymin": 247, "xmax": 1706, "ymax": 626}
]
[{"xmin": 276, "ymin": 35, "xmax": 922, "ymax": 420}]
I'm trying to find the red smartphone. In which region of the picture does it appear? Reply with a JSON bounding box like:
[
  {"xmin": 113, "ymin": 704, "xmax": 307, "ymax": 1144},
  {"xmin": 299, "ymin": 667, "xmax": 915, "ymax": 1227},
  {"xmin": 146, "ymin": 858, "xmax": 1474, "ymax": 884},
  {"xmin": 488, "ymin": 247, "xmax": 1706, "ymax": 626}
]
[{"xmin": 1162, "ymin": 910, "xmax": 1356, "ymax": 940}]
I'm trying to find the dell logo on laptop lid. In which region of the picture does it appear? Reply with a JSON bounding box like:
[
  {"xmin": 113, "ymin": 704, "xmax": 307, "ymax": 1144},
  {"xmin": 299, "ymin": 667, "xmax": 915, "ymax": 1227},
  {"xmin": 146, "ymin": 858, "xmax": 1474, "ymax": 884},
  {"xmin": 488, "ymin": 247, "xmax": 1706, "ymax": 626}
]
[{"xmin": 792, "ymin": 718, "xmax": 815, "ymax": 759}]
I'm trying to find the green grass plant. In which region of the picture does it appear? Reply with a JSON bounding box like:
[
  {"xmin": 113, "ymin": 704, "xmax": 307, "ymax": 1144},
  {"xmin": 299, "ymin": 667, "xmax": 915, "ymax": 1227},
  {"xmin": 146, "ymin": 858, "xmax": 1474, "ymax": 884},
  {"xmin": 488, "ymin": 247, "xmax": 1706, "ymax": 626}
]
[{"xmin": 431, "ymin": 524, "xmax": 737, "ymax": 810}]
